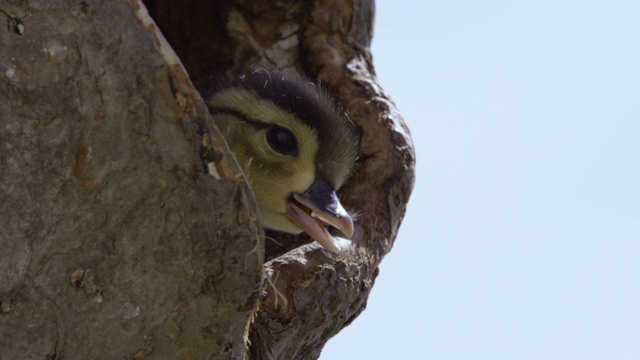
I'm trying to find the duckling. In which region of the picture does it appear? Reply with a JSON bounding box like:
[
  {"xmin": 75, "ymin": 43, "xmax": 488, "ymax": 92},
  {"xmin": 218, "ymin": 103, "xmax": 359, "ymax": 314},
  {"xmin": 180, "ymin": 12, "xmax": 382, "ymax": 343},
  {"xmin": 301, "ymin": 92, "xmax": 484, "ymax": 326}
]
[{"xmin": 205, "ymin": 70, "xmax": 358, "ymax": 252}]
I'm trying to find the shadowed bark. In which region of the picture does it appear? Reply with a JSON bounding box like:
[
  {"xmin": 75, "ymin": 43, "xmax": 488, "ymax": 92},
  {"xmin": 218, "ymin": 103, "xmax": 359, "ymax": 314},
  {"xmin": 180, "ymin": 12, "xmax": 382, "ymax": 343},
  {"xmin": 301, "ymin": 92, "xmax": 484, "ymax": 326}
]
[{"xmin": 0, "ymin": 0, "xmax": 414, "ymax": 359}]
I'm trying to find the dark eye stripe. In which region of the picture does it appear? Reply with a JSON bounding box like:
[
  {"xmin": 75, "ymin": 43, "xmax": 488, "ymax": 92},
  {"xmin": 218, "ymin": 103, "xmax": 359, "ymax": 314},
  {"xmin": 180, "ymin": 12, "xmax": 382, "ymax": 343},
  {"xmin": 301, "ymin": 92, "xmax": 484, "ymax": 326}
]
[
  {"xmin": 208, "ymin": 108, "xmax": 271, "ymax": 130},
  {"xmin": 223, "ymin": 73, "xmax": 358, "ymax": 187},
  {"xmin": 209, "ymin": 108, "xmax": 299, "ymax": 156}
]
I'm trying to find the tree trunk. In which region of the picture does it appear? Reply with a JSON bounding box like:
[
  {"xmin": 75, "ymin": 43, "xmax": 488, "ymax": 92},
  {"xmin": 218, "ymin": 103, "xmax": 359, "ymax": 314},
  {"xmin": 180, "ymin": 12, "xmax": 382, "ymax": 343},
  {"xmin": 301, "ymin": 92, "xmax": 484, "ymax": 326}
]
[{"xmin": 0, "ymin": 1, "xmax": 414, "ymax": 359}]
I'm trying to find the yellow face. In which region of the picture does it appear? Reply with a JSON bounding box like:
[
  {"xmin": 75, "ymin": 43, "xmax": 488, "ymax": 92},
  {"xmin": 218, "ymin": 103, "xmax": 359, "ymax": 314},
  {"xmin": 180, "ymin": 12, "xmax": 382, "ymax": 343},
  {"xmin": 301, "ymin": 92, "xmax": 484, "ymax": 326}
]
[{"xmin": 208, "ymin": 90, "xmax": 320, "ymax": 234}]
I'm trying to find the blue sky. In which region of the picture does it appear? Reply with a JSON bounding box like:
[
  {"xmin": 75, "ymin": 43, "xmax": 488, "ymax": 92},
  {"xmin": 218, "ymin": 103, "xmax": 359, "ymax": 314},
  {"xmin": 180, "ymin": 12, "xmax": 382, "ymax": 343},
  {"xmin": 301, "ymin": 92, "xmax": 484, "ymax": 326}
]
[{"xmin": 322, "ymin": 1, "xmax": 640, "ymax": 359}]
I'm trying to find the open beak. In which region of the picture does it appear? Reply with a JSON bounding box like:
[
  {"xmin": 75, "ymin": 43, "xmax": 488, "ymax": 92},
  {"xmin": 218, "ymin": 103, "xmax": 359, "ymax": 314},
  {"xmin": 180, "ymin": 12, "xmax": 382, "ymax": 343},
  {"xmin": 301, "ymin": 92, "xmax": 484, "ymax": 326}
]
[{"xmin": 285, "ymin": 179, "xmax": 354, "ymax": 252}]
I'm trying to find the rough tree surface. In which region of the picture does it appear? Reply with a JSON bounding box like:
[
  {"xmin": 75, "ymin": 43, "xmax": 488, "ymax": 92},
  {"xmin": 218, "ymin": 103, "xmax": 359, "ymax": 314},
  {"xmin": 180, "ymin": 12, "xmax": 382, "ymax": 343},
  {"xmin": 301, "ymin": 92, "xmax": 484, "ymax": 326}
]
[{"xmin": 0, "ymin": 1, "xmax": 414, "ymax": 359}]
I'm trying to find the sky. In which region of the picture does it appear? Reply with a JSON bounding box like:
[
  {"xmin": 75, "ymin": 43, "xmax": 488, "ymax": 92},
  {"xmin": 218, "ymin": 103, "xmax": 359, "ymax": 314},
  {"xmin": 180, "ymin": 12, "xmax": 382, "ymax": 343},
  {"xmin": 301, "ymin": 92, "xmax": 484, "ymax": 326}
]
[{"xmin": 322, "ymin": 1, "xmax": 640, "ymax": 359}]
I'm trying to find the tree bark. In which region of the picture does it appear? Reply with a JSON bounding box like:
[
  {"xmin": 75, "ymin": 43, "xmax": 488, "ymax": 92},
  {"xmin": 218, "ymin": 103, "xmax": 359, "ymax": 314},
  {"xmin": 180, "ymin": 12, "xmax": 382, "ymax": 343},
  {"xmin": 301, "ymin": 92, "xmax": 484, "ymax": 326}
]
[{"xmin": 0, "ymin": 1, "xmax": 414, "ymax": 359}]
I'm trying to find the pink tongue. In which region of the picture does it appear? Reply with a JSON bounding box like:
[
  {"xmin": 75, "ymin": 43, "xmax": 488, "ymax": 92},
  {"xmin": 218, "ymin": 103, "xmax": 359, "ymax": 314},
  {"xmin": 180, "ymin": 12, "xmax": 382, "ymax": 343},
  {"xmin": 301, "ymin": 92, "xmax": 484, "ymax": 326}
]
[{"xmin": 286, "ymin": 202, "xmax": 340, "ymax": 253}]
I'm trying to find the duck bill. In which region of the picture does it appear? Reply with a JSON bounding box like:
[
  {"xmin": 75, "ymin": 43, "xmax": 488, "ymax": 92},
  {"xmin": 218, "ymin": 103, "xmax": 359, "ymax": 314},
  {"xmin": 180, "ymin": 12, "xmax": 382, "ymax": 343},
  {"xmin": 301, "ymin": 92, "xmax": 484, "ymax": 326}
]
[
  {"xmin": 285, "ymin": 179, "xmax": 354, "ymax": 253},
  {"xmin": 286, "ymin": 202, "xmax": 341, "ymax": 252}
]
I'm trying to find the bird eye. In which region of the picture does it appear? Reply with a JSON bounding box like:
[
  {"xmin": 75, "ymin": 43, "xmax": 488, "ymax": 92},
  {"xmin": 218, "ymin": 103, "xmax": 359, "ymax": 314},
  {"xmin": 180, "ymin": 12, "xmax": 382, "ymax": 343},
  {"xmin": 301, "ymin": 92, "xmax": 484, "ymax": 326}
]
[{"xmin": 266, "ymin": 127, "xmax": 298, "ymax": 156}]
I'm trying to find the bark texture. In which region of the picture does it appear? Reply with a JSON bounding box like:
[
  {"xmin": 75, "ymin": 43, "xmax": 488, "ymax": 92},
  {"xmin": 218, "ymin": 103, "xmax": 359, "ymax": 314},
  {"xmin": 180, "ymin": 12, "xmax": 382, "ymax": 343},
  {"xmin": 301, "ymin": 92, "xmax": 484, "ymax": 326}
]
[
  {"xmin": 0, "ymin": 1, "xmax": 261, "ymax": 359},
  {"xmin": 0, "ymin": 0, "xmax": 414, "ymax": 359}
]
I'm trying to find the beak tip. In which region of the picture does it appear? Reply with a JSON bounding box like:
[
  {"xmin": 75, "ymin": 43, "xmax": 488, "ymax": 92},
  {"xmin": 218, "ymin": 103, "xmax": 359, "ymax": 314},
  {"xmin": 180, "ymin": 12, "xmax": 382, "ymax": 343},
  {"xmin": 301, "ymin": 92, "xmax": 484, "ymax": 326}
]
[
  {"xmin": 341, "ymin": 217, "xmax": 355, "ymax": 238},
  {"xmin": 288, "ymin": 179, "xmax": 356, "ymax": 252}
]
